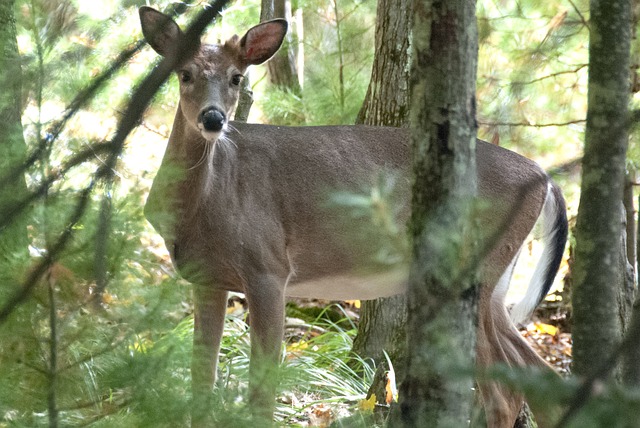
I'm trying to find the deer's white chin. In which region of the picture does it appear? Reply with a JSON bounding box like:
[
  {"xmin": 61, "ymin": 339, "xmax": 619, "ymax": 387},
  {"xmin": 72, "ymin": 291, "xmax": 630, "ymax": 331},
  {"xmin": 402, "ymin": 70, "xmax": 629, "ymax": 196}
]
[
  {"xmin": 197, "ymin": 123, "xmax": 226, "ymax": 142},
  {"xmin": 200, "ymin": 130, "xmax": 222, "ymax": 142}
]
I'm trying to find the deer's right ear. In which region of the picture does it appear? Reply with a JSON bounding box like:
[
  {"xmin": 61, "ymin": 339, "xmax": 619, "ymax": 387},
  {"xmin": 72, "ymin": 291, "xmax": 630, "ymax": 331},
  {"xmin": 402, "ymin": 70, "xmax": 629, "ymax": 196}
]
[
  {"xmin": 239, "ymin": 19, "xmax": 288, "ymax": 66},
  {"xmin": 139, "ymin": 6, "xmax": 183, "ymax": 56}
]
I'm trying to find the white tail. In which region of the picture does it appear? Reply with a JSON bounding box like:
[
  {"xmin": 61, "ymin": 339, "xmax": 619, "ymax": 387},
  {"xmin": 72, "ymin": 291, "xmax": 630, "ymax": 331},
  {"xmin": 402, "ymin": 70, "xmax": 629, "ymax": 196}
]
[
  {"xmin": 510, "ymin": 183, "xmax": 568, "ymax": 325},
  {"xmin": 139, "ymin": 7, "xmax": 568, "ymax": 427}
]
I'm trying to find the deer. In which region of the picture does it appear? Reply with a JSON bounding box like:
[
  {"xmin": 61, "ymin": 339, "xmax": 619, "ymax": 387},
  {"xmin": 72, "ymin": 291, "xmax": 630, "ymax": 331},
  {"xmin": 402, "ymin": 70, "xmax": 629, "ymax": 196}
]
[{"xmin": 139, "ymin": 6, "xmax": 568, "ymax": 427}]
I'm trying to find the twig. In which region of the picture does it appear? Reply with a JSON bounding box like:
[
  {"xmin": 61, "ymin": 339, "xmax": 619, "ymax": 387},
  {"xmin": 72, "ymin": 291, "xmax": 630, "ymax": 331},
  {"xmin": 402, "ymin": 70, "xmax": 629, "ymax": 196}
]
[
  {"xmin": 0, "ymin": 183, "xmax": 95, "ymax": 324},
  {"xmin": 0, "ymin": 3, "xmax": 195, "ymax": 190},
  {"xmin": 554, "ymin": 299, "xmax": 640, "ymax": 427},
  {"xmin": 0, "ymin": 141, "xmax": 113, "ymax": 233},
  {"xmin": 0, "ymin": 0, "xmax": 232, "ymax": 324},
  {"xmin": 508, "ymin": 64, "xmax": 587, "ymax": 86},
  {"xmin": 567, "ymin": 0, "xmax": 589, "ymax": 30},
  {"xmin": 479, "ymin": 119, "xmax": 586, "ymax": 128}
]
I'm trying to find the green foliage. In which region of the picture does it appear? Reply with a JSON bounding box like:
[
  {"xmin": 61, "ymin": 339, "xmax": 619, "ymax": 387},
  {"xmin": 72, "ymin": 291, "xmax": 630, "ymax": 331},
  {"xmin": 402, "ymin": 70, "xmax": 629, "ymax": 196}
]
[
  {"xmin": 486, "ymin": 364, "xmax": 640, "ymax": 428},
  {"xmin": 260, "ymin": 0, "xmax": 375, "ymax": 125},
  {"xmin": 476, "ymin": 0, "xmax": 589, "ymax": 167},
  {"xmin": 326, "ymin": 171, "xmax": 409, "ymax": 270}
]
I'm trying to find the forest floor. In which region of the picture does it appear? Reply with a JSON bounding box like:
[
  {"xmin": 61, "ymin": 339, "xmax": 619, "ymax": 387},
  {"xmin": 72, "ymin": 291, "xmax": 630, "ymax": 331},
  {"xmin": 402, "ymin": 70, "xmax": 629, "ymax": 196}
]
[
  {"xmin": 523, "ymin": 296, "xmax": 573, "ymax": 376},
  {"xmin": 274, "ymin": 293, "xmax": 573, "ymax": 426}
]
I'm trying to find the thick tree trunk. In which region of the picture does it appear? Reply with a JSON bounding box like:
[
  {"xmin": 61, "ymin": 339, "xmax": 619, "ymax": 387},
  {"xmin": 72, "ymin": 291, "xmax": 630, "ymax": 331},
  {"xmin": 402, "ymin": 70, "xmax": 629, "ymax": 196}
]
[
  {"xmin": 356, "ymin": 0, "xmax": 411, "ymax": 128},
  {"xmin": 260, "ymin": 0, "xmax": 301, "ymax": 94},
  {"xmin": 391, "ymin": 0, "xmax": 479, "ymax": 425},
  {"xmin": 572, "ymin": 0, "xmax": 631, "ymax": 378},
  {"xmin": 351, "ymin": 0, "xmax": 411, "ymax": 386},
  {"xmin": 0, "ymin": 0, "xmax": 29, "ymax": 263}
]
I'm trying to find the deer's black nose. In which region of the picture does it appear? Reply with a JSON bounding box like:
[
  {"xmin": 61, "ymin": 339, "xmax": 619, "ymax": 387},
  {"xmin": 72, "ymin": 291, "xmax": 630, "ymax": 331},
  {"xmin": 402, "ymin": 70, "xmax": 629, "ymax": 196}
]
[{"xmin": 199, "ymin": 107, "xmax": 226, "ymax": 132}]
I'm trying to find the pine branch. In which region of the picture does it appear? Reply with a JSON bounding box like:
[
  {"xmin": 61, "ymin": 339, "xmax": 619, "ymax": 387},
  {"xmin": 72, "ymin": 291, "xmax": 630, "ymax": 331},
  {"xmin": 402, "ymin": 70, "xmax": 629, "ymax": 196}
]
[{"xmin": 0, "ymin": 0, "xmax": 232, "ymax": 325}]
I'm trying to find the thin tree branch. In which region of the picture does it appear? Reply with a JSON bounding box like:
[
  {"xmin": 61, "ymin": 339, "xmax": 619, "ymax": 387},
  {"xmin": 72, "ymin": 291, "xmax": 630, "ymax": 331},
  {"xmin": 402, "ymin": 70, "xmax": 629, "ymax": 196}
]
[
  {"xmin": 553, "ymin": 311, "xmax": 640, "ymax": 427},
  {"xmin": 479, "ymin": 119, "xmax": 586, "ymax": 128},
  {"xmin": 0, "ymin": 183, "xmax": 95, "ymax": 324},
  {"xmin": 0, "ymin": 141, "xmax": 113, "ymax": 233},
  {"xmin": 0, "ymin": 0, "xmax": 231, "ymax": 324},
  {"xmin": 0, "ymin": 3, "xmax": 195, "ymax": 191},
  {"xmin": 0, "ymin": 41, "xmax": 145, "ymax": 192},
  {"xmin": 567, "ymin": 0, "xmax": 590, "ymax": 30},
  {"xmin": 507, "ymin": 64, "xmax": 587, "ymax": 86},
  {"xmin": 47, "ymin": 268, "xmax": 59, "ymax": 428},
  {"xmin": 90, "ymin": 0, "xmax": 231, "ymax": 300}
]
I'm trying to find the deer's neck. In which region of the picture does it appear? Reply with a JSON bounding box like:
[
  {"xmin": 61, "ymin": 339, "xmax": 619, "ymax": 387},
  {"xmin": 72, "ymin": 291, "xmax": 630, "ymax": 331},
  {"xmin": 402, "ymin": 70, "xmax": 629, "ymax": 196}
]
[{"xmin": 145, "ymin": 108, "xmax": 237, "ymax": 243}]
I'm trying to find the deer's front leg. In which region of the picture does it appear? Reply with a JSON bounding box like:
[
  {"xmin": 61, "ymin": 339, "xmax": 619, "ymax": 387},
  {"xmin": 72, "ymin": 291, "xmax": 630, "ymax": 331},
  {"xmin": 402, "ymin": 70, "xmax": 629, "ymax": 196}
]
[
  {"xmin": 191, "ymin": 285, "xmax": 228, "ymax": 428},
  {"xmin": 245, "ymin": 274, "xmax": 286, "ymax": 423}
]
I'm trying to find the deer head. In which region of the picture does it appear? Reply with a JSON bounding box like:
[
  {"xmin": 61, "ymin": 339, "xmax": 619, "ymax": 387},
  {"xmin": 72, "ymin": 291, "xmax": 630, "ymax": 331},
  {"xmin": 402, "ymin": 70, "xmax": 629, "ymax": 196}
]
[{"xmin": 139, "ymin": 6, "xmax": 287, "ymax": 142}]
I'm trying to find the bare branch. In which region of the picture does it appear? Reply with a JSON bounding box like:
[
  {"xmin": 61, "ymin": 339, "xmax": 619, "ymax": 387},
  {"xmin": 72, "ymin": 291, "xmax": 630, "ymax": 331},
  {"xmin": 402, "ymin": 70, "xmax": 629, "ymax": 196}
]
[
  {"xmin": 0, "ymin": 0, "xmax": 231, "ymax": 324},
  {"xmin": 508, "ymin": 64, "xmax": 587, "ymax": 86},
  {"xmin": 568, "ymin": 0, "xmax": 590, "ymax": 30},
  {"xmin": 479, "ymin": 119, "xmax": 586, "ymax": 128}
]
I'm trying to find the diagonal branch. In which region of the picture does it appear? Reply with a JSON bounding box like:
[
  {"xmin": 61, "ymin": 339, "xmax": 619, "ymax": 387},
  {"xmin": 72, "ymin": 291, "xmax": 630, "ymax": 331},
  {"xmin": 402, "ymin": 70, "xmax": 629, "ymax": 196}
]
[
  {"xmin": 479, "ymin": 119, "xmax": 586, "ymax": 128},
  {"xmin": 0, "ymin": 0, "xmax": 231, "ymax": 325}
]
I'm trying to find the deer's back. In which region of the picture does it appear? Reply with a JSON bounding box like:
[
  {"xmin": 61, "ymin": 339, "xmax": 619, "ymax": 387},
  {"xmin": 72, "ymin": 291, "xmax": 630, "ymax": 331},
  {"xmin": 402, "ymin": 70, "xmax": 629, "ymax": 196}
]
[{"xmin": 196, "ymin": 123, "xmax": 549, "ymax": 299}]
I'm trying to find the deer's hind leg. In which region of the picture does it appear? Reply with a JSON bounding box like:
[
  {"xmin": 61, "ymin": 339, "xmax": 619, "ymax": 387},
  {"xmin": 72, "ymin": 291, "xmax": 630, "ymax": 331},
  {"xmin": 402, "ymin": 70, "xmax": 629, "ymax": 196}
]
[{"xmin": 476, "ymin": 265, "xmax": 557, "ymax": 428}]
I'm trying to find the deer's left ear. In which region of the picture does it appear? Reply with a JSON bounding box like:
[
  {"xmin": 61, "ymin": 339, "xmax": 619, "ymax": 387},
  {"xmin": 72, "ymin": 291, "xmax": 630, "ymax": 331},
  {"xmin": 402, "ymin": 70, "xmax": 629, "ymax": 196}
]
[
  {"xmin": 239, "ymin": 19, "xmax": 288, "ymax": 66},
  {"xmin": 139, "ymin": 6, "xmax": 184, "ymax": 57}
]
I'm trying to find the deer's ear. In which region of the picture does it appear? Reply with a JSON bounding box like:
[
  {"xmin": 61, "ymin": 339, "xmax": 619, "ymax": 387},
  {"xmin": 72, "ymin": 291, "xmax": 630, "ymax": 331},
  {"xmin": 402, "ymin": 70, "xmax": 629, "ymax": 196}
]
[
  {"xmin": 239, "ymin": 19, "xmax": 287, "ymax": 66},
  {"xmin": 139, "ymin": 6, "xmax": 183, "ymax": 56}
]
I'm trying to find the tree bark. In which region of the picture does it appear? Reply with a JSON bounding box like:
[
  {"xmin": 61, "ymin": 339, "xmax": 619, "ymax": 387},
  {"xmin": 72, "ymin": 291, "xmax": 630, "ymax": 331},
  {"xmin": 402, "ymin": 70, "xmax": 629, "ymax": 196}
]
[
  {"xmin": 572, "ymin": 0, "xmax": 631, "ymax": 378},
  {"xmin": 351, "ymin": 0, "xmax": 411, "ymax": 385},
  {"xmin": 260, "ymin": 0, "xmax": 301, "ymax": 94},
  {"xmin": 234, "ymin": 75, "xmax": 254, "ymax": 122},
  {"xmin": 391, "ymin": 0, "xmax": 479, "ymax": 425},
  {"xmin": 356, "ymin": 0, "xmax": 411, "ymax": 128},
  {"xmin": 616, "ymin": 202, "xmax": 636, "ymax": 337},
  {"xmin": 622, "ymin": 293, "xmax": 640, "ymax": 386},
  {"xmin": 623, "ymin": 174, "xmax": 636, "ymax": 276},
  {"xmin": 0, "ymin": 0, "xmax": 29, "ymax": 264}
]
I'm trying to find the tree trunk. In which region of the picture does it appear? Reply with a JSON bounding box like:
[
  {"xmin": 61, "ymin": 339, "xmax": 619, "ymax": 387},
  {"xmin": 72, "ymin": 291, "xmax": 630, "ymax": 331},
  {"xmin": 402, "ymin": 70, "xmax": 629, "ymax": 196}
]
[
  {"xmin": 391, "ymin": 0, "xmax": 479, "ymax": 425},
  {"xmin": 623, "ymin": 174, "xmax": 636, "ymax": 277},
  {"xmin": 351, "ymin": 0, "xmax": 411, "ymax": 386},
  {"xmin": 622, "ymin": 290, "xmax": 640, "ymax": 386},
  {"xmin": 260, "ymin": 0, "xmax": 301, "ymax": 94},
  {"xmin": 572, "ymin": 0, "xmax": 631, "ymax": 379},
  {"xmin": 356, "ymin": 0, "xmax": 411, "ymax": 128},
  {"xmin": 616, "ymin": 202, "xmax": 636, "ymax": 337},
  {"xmin": 0, "ymin": 0, "xmax": 29, "ymax": 264}
]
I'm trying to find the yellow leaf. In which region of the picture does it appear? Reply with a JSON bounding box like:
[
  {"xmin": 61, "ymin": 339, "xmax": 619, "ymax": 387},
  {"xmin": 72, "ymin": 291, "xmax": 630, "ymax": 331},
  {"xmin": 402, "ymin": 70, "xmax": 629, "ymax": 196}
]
[
  {"xmin": 345, "ymin": 299, "xmax": 361, "ymax": 309},
  {"xmin": 534, "ymin": 322, "xmax": 558, "ymax": 336},
  {"xmin": 226, "ymin": 300, "xmax": 244, "ymax": 315},
  {"xmin": 384, "ymin": 350, "xmax": 398, "ymax": 403},
  {"xmin": 359, "ymin": 394, "xmax": 376, "ymax": 412},
  {"xmin": 102, "ymin": 292, "xmax": 113, "ymax": 304},
  {"xmin": 385, "ymin": 372, "xmax": 397, "ymax": 404},
  {"xmin": 286, "ymin": 340, "xmax": 309, "ymax": 353}
]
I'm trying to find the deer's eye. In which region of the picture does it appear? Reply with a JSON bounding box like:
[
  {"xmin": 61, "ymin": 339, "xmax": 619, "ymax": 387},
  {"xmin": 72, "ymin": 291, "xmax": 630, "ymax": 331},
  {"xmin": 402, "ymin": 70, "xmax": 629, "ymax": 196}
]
[
  {"xmin": 231, "ymin": 74, "xmax": 243, "ymax": 86},
  {"xmin": 179, "ymin": 70, "xmax": 192, "ymax": 83}
]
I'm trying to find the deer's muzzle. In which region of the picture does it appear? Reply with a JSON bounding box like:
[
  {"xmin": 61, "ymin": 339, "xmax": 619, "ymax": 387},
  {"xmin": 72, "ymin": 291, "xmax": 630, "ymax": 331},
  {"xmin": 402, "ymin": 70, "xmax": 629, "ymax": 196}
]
[{"xmin": 199, "ymin": 107, "xmax": 226, "ymax": 133}]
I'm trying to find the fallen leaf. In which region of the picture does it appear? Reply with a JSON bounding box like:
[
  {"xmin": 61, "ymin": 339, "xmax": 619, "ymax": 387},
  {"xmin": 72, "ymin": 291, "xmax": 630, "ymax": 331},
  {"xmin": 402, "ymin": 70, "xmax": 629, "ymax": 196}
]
[
  {"xmin": 344, "ymin": 299, "xmax": 361, "ymax": 309},
  {"xmin": 359, "ymin": 393, "xmax": 376, "ymax": 412},
  {"xmin": 534, "ymin": 322, "xmax": 559, "ymax": 336}
]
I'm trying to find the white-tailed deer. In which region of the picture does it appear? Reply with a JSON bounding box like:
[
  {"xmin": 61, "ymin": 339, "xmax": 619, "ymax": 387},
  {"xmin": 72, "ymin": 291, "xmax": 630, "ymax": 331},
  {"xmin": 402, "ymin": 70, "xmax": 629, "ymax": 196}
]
[{"xmin": 139, "ymin": 7, "xmax": 567, "ymax": 427}]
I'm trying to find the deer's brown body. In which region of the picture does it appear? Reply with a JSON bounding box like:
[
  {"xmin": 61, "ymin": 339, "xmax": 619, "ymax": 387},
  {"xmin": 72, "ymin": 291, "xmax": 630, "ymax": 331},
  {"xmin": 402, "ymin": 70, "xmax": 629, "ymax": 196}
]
[{"xmin": 140, "ymin": 7, "xmax": 567, "ymax": 427}]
